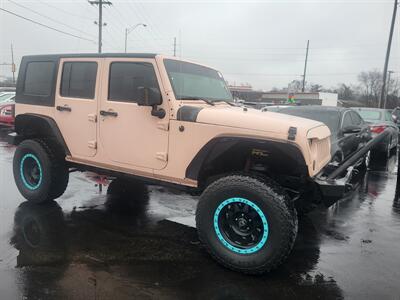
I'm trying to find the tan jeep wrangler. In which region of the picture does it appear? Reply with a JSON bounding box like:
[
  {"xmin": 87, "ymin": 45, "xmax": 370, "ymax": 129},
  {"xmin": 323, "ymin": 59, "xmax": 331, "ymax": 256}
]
[{"xmin": 11, "ymin": 53, "xmax": 333, "ymax": 274}]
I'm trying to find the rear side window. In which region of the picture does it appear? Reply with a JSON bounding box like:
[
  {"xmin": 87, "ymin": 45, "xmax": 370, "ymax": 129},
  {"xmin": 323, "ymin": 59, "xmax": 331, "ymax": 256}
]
[
  {"xmin": 24, "ymin": 62, "xmax": 54, "ymax": 96},
  {"xmin": 60, "ymin": 62, "xmax": 98, "ymax": 99},
  {"xmin": 342, "ymin": 112, "xmax": 353, "ymax": 128},
  {"xmin": 108, "ymin": 62, "xmax": 160, "ymax": 103},
  {"xmin": 350, "ymin": 111, "xmax": 363, "ymax": 125},
  {"xmin": 358, "ymin": 110, "xmax": 382, "ymax": 121},
  {"xmin": 385, "ymin": 111, "xmax": 393, "ymax": 121}
]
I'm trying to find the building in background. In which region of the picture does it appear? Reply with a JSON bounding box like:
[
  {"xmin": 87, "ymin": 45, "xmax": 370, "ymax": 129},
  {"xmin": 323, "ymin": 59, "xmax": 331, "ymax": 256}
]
[
  {"xmin": 261, "ymin": 92, "xmax": 338, "ymax": 106},
  {"xmin": 228, "ymin": 83, "xmax": 264, "ymax": 102},
  {"xmin": 228, "ymin": 83, "xmax": 339, "ymax": 108}
]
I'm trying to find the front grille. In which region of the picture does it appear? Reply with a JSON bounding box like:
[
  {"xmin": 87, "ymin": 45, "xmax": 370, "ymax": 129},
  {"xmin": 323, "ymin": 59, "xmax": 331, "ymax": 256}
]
[{"xmin": 312, "ymin": 138, "xmax": 331, "ymax": 172}]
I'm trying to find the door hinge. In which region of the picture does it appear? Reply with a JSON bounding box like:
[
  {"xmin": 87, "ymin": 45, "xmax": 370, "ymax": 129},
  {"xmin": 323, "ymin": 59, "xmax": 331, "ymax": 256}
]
[
  {"xmin": 157, "ymin": 121, "xmax": 169, "ymax": 131},
  {"xmin": 88, "ymin": 114, "xmax": 97, "ymax": 123},
  {"xmin": 88, "ymin": 141, "xmax": 97, "ymax": 149},
  {"xmin": 156, "ymin": 152, "xmax": 168, "ymax": 162}
]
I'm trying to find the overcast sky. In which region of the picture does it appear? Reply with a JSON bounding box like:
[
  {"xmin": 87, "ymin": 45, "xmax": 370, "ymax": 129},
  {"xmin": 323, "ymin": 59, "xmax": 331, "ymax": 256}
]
[{"xmin": 0, "ymin": 0, "xmax": 399, "ymax": 90}]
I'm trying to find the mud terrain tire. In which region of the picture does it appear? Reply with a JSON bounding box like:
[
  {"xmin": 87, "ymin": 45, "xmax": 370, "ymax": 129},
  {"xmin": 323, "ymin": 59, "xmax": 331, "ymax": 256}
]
[
  {"xmin": 13, "ymin": 139, "xmax": 69, "ymax": 203},
  {"xmin": 196, "ymin": 174, "xmax": 298, "ymax": 274}
]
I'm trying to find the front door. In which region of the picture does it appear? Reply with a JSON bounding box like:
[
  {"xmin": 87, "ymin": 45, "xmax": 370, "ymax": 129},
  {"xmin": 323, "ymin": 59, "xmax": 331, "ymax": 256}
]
[
  {"xmin": 55, "ymin": 58, "xmax": 100, "ymax": 158},
  {"xmin": 98, "ymin": 58, "xmax": 169, "ymax": 170}
]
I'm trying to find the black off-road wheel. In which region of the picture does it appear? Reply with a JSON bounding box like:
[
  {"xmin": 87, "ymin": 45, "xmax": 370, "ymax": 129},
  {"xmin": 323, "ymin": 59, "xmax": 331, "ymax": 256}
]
[
  {"xmin": 13, "ymin": 139, "xmax": 69, "ymax": 204},
  {"xmin": 196, "ymin": 174, "xmax": 298, "ymax": 274}
]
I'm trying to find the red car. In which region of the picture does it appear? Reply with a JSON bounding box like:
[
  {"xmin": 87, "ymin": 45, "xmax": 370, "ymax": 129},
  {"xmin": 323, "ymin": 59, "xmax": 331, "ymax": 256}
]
[{"xmin": 0, "ymin": 101, "xmax": 15, "ymax": 127}]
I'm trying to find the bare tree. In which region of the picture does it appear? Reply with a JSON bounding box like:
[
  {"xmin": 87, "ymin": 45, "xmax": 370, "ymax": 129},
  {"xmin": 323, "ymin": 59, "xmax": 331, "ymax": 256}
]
[
  {"xmin": 309, "ymin": 83, "xmax": 324, "ymax": 92},
  {"xmin": 336, "ymin": 83, "xmax": 355, "ymax": 100},
  {"xmin": 357, "ymin": 70, "xmax": 383, "ymax": 107},
  {"xmin": 288, "ymin": 80, "xmax": 303, "ymax": 92}
]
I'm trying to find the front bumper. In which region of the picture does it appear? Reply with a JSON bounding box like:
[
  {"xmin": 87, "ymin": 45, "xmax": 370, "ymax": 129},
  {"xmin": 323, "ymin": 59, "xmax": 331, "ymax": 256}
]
[
  {"xmin": 312, "ymin": 129, "xmax": 391, "ymax": 207},
  {"xmin": 314, "ymin": 159, "xmax": 365, "ymax": 207}
]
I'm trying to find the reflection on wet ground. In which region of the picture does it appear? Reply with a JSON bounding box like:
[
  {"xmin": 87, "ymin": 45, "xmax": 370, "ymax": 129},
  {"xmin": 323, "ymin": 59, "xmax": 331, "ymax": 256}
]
[{"xmin": 0, "ymin": 133, "xmax": 400, "ymax": 299}]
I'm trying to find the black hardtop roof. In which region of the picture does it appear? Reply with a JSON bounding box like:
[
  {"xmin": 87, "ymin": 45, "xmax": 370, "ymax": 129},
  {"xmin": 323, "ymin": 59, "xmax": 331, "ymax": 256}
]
[{"xmin": 22, "ymin": 53, "xmax": 158, "ymax": 60}]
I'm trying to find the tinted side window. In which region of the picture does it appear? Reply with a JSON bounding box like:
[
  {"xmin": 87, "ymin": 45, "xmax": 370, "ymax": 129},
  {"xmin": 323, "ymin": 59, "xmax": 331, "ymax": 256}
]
[
  {"xmin": 342, "ymin": 112, "xmax": 353, "ymax": 128},
  {"xmin": 60, "ymin": 62, "xmax": 97, "ymax": 99},
  {"xmin": 393, "ymin": 108, "xmax": 400, "ymax": 118},
  {"xmin": 350, "ymin": 111, "xmax": 363, "ymax": 125},
  {"xmin": 24, "ymin": 62, "xmax": 54, "ymax": 96},
  {"xmin": 385, "ymin": 111, "xmax": 393, "ymax": 121},
  {"xmin": 108, "ymin": 62, "xmax": 160, "ymax": 102}
]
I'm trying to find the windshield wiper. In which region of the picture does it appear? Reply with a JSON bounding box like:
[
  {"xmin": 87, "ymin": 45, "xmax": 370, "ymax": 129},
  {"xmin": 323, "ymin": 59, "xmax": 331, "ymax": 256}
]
[
  {"xmin": 213, "ymin": 99, "xmax": 236, "ymax": 106},
  {"xmin": 179, "ymin": 96, "xmax": 215, "ymax": 106}
]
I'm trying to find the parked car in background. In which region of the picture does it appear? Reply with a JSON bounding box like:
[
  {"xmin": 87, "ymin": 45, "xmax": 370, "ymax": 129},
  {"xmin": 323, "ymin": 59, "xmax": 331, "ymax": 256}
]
[
  {"xmin": 352, "ymin": 107, "xmax": 398, "ymax": 157},
  {"xmin": 0, "ymin": 87, "xmax": 16, "ymax": 93},
  {"xmin": 0, "ymin": 101, "xmax": 15, "ymax": 127},
  {"xmin": 391, "ymin": 107, "xmax": 400, "ymax": 133},
  {"xmin": 263, "ymin": 106, "xmax": 371, "ymax": 162},
  {"xmin": 0, "ymin": 92, "xmax": 16, "ymax": 103}
]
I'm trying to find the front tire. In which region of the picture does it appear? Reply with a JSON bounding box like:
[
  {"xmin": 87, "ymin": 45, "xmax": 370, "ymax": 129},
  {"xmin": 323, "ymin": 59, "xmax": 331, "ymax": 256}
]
[
  {"xmin": 13, "ymin": 139, "xmax": 69, "ymax": 204},
  {"xmin": 196, "ymin": 174, "xmax": 298, "ymax": 274}
]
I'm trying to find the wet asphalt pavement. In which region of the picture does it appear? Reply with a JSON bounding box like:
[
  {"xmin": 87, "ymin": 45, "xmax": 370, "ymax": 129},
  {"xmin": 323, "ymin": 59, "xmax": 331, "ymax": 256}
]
[{"xmin": 0, "ymin": 131, "xmax": 400, "ymax": 300}]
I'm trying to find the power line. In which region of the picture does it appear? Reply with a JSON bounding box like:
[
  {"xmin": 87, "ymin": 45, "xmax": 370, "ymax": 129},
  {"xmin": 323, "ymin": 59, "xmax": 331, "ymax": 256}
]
[
  {"xmin": 224, "ymin": 72, "xmax": 360, "ymax": 77},
  {"xmin": 144, "ymin": 0, "xmax": 394, "ymax": 3},
  {"xmin": 185, "ymin": 56, "xmax": 395, "ymax": 62},
  {"xmin": 0, "ymin": 7, "xmax": 97, "ymax": 43},
  {"xmin": 7, "ymin": 0, "xmax": 97, "ymax": 39},
  {"xmin": 124, "ymin": 1, "xmax": 165, "ymax": 51},
  {"xmin": 36, "ymin": 0, "xmax": 94, "ymax": 21}
]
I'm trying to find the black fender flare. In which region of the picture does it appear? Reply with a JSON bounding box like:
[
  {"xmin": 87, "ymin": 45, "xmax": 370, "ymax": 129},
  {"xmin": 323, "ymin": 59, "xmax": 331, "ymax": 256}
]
[
  {"xmin": 15, "ymin": 113, "xmax": 70, "ymax": 155},
  {"xmin": 185, "ymin": 136, "xmax": 308, "ymax": 181}
]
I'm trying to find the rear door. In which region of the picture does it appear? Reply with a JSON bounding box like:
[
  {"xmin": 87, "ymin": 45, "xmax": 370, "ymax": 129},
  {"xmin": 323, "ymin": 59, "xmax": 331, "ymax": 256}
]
[{"xmin": 55, "ymin": 58, "xmax": 100, "ymax": 158}]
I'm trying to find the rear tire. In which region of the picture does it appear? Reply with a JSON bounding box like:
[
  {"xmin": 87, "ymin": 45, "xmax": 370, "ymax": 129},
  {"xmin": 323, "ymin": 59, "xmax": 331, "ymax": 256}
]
[
  {"xmin": 13, "ymin": 139, "xmax": 69, "ymax": 204},
  {"xmin": 196, "ymin": 174, "xmax": 298, "ymax": 274}
]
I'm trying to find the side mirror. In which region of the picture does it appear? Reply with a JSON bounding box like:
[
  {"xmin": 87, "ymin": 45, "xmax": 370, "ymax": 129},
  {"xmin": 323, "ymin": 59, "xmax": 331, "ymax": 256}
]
[
  {"xmin": 342, "ymin": 125, "xmax": 361, "ymax": 134},
  {"xmin": 136, "ymin": 87, "xmax": 165, "ymax": 119},
  {"xmin": 392, "ymin": 114, "xmax": 398, "ymax": 123},
  {"xmin": 137, "ymin": 87, "xmax": 162, "ymax": 106}
]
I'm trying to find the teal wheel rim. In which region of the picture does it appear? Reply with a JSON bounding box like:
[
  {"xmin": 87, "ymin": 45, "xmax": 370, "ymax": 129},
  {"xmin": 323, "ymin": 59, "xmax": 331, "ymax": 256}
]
[
  {"xmin": 213, "ymin": 197, "xmax": 269, "ymax": 254},
  {"xmin": 20, "ymin": 153, "xmax": 43, "ymax": 190}
]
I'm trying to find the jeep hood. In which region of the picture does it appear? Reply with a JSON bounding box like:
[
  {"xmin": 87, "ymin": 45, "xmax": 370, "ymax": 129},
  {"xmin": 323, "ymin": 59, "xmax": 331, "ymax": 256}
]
[{"xmin": 196, "ymin": 106, "xmax": 331, "ymax": 140}]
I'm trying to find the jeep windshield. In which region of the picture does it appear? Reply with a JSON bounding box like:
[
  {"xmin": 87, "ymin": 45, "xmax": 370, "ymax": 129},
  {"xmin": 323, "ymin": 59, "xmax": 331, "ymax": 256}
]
[{"xmin": 164, "ymin": 59, "xmax": 233, "ymax": 102}]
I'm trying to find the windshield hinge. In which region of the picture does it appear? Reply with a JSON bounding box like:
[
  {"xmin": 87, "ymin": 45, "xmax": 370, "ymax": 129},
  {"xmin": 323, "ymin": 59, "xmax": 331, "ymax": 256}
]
[{"xmin": 288, "ymin": 127, "xmax": 297, "ymax": 141}]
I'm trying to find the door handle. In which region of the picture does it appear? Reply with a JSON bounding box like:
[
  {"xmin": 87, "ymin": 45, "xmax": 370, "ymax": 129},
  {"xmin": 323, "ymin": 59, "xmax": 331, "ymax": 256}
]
[
  {"xmin": 56, "ymin": 105, "xmax": 72, "ymax": 112},
  {"xmin": 100, "ymin": 110, "xmax": 118, "ymax": 117}
]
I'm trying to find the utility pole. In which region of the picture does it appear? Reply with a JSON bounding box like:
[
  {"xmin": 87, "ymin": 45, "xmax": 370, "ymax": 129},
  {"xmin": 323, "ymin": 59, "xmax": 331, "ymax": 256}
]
[
  {"xmin": 301, "ymin": 40, "xmax": 309, "ymax": 93},
  {"xmin": 379, "ymin": 0, "xmax": 397, "ymax": 108},
  {"xmin": 124, "ymin": 28, "xmax": 128, "ymax": 53},
  {"xmin": 88, "ymin": 0, "xmax": 112, "ymax": 53},
  {"xmin": 11, "ymin": 43, "xmax": 15, "ymax": 84},
  {"xmin": 173, "ymin": 37, "xmax": 177, "ymax": 57},
  {"xmin": 384, "ymin": 70, "xmax": 395, "ymax": 108}
]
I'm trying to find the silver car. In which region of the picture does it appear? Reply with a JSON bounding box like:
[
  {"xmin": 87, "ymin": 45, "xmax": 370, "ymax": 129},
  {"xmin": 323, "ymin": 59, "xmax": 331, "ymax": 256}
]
[{"xmin": 352, "ymin": 107, "xmax": 398, "ymax": 156}]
